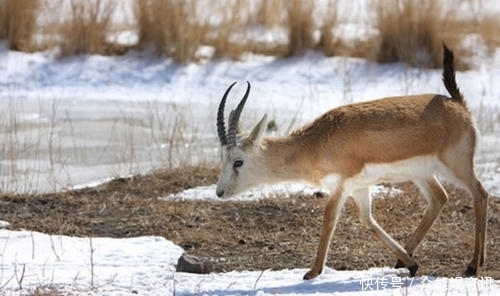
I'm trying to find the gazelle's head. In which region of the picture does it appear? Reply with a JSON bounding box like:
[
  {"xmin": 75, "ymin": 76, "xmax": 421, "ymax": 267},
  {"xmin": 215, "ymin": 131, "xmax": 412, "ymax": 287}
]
[{"xmin": 216, "ymin": 82, "xmax": 268, "ymax": 198}]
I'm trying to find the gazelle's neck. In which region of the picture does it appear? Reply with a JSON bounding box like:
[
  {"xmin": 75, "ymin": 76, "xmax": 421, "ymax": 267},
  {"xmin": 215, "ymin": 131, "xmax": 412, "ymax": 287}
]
[{"xmin": 261, "ymin": 136, "xmax": 324, "ymax": 185}]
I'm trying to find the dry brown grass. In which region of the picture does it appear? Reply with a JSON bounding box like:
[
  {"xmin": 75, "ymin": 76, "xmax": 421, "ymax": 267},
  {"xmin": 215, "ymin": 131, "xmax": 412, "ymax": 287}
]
[
  {"xmin": 24, "ymin": 0, "xmax": 129, "ymax": 56},
  {"xmin": 57, "ymin": 0, "xmax": 122, "ymax": 56},
  {"xmin": 453, "ymin": 0, "xmax": 500, "ymax": 51},
  {"xmin": 285, "ymin": 0, "xmax": 315, "ymax": 56},
  {"xmin": 372, "ymin": 0, "xmax": 445, "ymax": 68},
  {"xmin": 0, "ymin": 0, "xmax": 39, "ymax": 51},
  {"xmin": 1, "ymin": 166, "xmax": 499, "ymax": 279},
  {"xmin": 135, "ymin": 0, "xmax": 209, "ymax": 64},
  {"xmin": 27, "ymin": 287, "xmax": 70, "ymax": 296},
  {"xmin": 0, "ymin": 0, "xmax": 498, "ymax": 65},
  {"xmin": 478, "ymin": 17, "xmax": 500, "ymax": 49},
  {"xmin": 440, "ymin": 15, "xmax": 500, "ymax": 62},
  {"xmin": 135, "ymin": 0, "xmax": 314, "ymax": 62},
  {"xmin": 371, "ymin": 0, "xmax": 500, "ymax": 69},
  {"xmin": 318, "ymin": 1, "xmax": 340, "ymax": 56}
]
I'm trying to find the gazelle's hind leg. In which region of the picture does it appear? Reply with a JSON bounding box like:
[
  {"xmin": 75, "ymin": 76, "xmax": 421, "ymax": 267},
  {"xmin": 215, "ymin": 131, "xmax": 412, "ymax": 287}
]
[
  {"xmin": 440, "ymin": 135, "xmax": 489, "ymax": 276},
  {"xmin": 459, "ymin": 176, "xmax": 488, "ymax": 275},
  {"xmin": 395, "ymin": 177, "xmax": 448, "ymax": 268},
  {"xmin": 352, "ymin": 188, "xmax": 418, "ymax": 276}
]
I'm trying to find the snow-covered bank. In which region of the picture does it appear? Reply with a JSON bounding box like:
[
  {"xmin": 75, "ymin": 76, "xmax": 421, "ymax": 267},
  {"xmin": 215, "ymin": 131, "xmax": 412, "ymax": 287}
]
[{"xmin": 0, "ymin": 228, "xmax": 497, "ymax": 295}]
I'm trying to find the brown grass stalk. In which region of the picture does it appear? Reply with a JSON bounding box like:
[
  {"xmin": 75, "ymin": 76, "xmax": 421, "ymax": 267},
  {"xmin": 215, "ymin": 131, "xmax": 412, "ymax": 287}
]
[
  {"xmin": 373, "ymin": 0, "xmax": 445, "ymax": 68},
  {"xmin": 477, "ymin": 17, "xmax": 500, "ymax": 50},
  {"xmin": 0, "ymin": 0, "xmax": 498, "ymax": 66},
  {"xmin": 135, "ymin": 0, "xmax": 208, "ymax": 64},
  {"xmin": 285, "ymin": 0, "xmax": 315, "ymax": 56},
  {"xmin": 318, "ymin": 1, "xmax": 340, "ymax": 56},
  {"xmin": 57, "ymin": 0, "xmax": 121, "ymax": 56},
  {"xmin": 0, "ymin": 0, "xmax": 39, "ymax": 51},
  {"xmin": 255, "ymin": 0, "xmax": 286, "ymax": 29},
  {"xmin": 203, "ymin": 1, "xmax": 248, "ymax": 60}
]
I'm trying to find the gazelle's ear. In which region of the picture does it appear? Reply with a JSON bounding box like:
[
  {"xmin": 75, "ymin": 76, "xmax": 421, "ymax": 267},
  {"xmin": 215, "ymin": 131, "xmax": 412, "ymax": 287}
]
[{"xmin": 246, "ymin": 114, "xmax": 267, "ymax": 148}]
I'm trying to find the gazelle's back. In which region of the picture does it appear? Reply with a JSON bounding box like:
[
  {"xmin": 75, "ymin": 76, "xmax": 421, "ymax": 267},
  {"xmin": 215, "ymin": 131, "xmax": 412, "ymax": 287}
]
[{"xmin": 291, "ymin": 93, "xmax": 474, "ymax": 167}]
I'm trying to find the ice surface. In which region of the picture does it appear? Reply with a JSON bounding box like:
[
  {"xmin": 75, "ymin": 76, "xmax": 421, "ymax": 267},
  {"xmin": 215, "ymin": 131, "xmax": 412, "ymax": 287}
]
[{"xmin": 1, "ymin": 1, "xmax": 499, "ymax": 293}]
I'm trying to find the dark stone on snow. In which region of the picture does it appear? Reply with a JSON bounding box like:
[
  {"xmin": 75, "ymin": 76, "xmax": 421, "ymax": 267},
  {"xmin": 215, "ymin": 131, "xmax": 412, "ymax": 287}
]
[{"xmin": 176, "ymin": 253, "xmax": 213, "ymax": 274}]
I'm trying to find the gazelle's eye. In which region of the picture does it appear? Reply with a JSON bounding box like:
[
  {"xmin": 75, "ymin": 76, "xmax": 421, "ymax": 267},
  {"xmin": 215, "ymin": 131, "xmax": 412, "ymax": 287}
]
[{"xmin": 233, "ymin": 160, "xmax": 244, "ymax": 169}]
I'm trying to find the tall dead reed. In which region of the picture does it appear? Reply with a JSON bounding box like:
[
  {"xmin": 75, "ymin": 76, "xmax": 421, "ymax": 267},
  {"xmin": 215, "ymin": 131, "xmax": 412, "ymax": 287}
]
[
  {"xmin": 318, "ymin": 1, "xmax": 340, "ymax": 56},
  {"xmin": 135, "ymin": 0, "xmax": 208, "ymax": 64},
  {"xmin": 0, "ymin": 0, "xmax": 39, "ymax": 51},
  {"xmin": 57, "ymin": 0, "xmax": 120, "ymax": 56},
  {"xmin": 285, "ymin": 0, "xmax": 315, "ymax": 56},
  {"xmin": 0, "ymin": 0, "xmax": 497, "ymax": 66},
  {"xmin": 373, "ymin": 0, "xmax": 444, "ymax": 68}
]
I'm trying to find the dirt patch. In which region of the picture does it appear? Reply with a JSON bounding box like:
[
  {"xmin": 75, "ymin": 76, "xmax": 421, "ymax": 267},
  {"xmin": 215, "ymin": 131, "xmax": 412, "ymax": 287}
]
[{"xmin": 1, "ymin": 166, "xmax": 499, "ymax": 279}]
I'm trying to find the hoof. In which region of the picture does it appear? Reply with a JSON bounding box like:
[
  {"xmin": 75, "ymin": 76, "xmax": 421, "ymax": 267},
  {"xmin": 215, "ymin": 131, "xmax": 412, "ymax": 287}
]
[
  {"xmin": 394, "ymin": 253, "xmax": 413, "ymax": 269},
  {"xmin": 465, "ymin": 265, "xmax": 477, "ymax": 277},
  {"xmin": 394, "ymin": 259, "xmax": 405, "ymax": 269},
  {"xmin": 303, "ymin": 268, "xmax": 321, "ymax": 280},
  {"xmin": 408, "ymin": 264, "xmax": 419, "ymax": 277}
]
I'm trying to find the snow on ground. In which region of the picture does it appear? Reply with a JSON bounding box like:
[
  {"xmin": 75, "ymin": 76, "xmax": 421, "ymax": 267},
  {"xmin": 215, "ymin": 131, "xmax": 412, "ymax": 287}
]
[
  {"xmin": 0, "ymin": 226, "xmax": 498, "ymax": 296},
  {"xmin": 163, "ymin": 183, "xmax": 405, "ymax": 202},
  {"xmin": 0, "ymin": 227, "xmax": 184, "ymax": 295},
  {"xmin": 1, "ymin": 5, "xmax": 500, "ymax": 293}
]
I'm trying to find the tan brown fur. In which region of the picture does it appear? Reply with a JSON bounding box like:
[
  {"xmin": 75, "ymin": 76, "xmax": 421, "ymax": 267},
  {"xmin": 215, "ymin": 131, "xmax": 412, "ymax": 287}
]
[
  {"xmin": 262, "ymin": 93, "xmax": 473, "ymax": 183},
  {"xmin": 215, "ymin": 45, "xmax": 488, "ymax": 280}
]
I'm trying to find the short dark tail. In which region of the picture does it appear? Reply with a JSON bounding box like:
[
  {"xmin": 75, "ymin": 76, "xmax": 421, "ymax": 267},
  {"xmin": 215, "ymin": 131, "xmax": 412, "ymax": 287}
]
[{"xmin": 442, "ymin": 44, "xmax": 465, "ymax": 105}]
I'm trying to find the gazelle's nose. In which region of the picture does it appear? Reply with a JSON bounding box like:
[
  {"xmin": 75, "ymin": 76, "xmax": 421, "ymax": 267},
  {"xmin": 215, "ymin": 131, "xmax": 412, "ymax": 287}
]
[{"xmin": 216, "ymin": 189, "xmax": 224, "ymax": 198}]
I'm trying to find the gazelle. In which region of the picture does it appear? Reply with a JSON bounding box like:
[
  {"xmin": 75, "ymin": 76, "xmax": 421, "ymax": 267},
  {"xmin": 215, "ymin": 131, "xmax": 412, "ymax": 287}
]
[{"xmin": 215, "ymin": 45, "xmax": 488, "ymax": 280}]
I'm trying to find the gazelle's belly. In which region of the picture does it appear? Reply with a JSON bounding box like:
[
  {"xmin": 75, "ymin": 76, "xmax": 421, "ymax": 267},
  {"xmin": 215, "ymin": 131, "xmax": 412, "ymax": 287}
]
[{"xmin": 320, "ymin": 155, "xmax": 452, "ymax": 194}]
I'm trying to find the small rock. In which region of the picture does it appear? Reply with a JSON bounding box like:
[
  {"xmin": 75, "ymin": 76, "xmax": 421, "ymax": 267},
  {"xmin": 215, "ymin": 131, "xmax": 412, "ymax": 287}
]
[{"xmin": 176, "ymin": 253, "xmax": 213, "ymax": 274}]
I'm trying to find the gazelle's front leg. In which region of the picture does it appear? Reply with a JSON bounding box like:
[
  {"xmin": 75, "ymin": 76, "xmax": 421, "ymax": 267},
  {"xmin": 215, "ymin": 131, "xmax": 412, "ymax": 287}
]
[{"xmin": 304, "ymin": 187, "xmax": 348, "ymax": 280}]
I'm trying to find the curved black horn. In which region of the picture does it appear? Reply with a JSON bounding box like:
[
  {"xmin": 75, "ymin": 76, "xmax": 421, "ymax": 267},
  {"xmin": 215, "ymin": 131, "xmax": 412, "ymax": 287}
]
[
  {"xmin": 227, "ymin": 81, "xmax": 251, "ymax": 147},
  {"xmin": 217, "ymin": 82, "xmax": 237, "ymax": 146}
]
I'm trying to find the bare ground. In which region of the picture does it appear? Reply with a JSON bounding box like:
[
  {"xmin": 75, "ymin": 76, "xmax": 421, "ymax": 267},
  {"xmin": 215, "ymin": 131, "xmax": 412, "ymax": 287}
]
[{"xmin": 0, "ymin": 166, "xmax": 499, "ymax": 279}]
